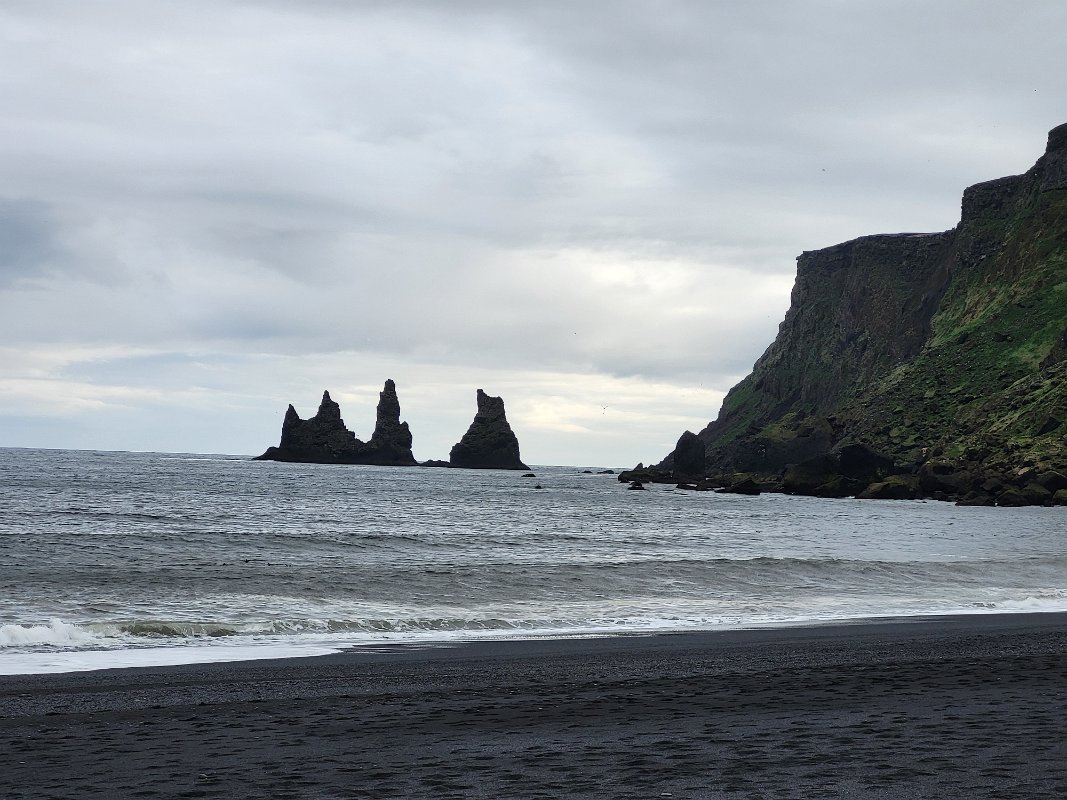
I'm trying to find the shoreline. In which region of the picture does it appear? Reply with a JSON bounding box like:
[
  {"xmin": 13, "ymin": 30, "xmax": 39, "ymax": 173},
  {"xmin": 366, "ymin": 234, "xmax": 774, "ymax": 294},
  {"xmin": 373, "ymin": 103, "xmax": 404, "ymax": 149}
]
[
  {"xmin": 3, "ymin": 611, "xmax": 1066, "ymax": 798},
  {"xmin": 7, "ymin": 607, "xmax": 1067, "ymax": 678}
]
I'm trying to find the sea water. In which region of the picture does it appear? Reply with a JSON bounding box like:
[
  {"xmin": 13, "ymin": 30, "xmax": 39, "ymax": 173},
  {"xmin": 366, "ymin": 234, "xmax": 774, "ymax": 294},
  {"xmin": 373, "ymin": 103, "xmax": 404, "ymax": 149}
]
[{"xmin": 2, "ymin": 447, "xmax": 1065, "ymax": 674}]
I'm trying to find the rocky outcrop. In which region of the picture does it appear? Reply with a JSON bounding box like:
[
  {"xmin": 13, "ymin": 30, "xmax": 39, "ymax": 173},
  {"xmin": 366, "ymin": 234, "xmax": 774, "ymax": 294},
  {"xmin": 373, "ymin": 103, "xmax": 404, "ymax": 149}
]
[
  {"xmin": 449, "ymin": 389, "xmax": 529, "ymax": 470},
  {"xmin": 655, "ymin": 123, "xmax": 1067, "ymax": 504},
  {"xmin": 255, "ymin": 380, "xmax": 417, "ymax": 465},
  {"xmin": 781, "ymin": 444, "xmax": 897, "ymax": 498},
  {"xmin": 366, "ymin": 380, "xmax": 417, "ymax": 465},
  {"xmin": 672, "ymin": 431, "xmax": 707, "ymax": 483}
]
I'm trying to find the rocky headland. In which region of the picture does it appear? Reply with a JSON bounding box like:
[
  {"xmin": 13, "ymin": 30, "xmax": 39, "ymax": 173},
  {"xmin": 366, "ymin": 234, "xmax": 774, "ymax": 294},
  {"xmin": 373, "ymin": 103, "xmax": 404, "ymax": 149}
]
[
  {"xmin": 450, "ymin": 389, "xmax": 529, "ymax": 470},
  {"xmin": 255, "ymin": 380, "xmax": 417, "ymax": 466},
  {"xmin": 630, "ymin": 123, "xmax": 1067, "ymax": 506}
]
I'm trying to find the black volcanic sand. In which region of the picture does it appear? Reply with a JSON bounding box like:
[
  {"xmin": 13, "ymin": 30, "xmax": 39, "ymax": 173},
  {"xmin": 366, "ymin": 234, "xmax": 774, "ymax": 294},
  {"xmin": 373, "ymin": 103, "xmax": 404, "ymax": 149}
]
[{"xmin": 3, "ymin": 614, "xmax": 1067, "ymax": 799}]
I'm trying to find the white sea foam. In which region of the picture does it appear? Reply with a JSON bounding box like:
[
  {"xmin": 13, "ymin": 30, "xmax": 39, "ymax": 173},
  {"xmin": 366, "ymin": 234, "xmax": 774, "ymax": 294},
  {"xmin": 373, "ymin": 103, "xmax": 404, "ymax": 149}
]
[
  {"xmin": 0, "ymin": 619, "xmax": 104, "ymax": 649},
  {"xmin": 4, "ymin": 596, "xmax": 1067, "ymax": 675},
  {"xmin": 987, "ymin": 588, "xmax": 1067, "ymax": 612},
  {"xmin": 4, "ymin": 449, "xmax": 1065, "ymax": 677},
  {"xmin": 0, "ymin": 640, "xmax": 346, "ymax": 675}
]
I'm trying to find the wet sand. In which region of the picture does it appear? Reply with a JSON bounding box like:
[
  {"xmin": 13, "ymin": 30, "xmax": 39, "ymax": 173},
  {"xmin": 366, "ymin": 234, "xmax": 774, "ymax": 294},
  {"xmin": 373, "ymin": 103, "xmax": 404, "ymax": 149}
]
[{"xmin": 2, "ymin": 613, "xmax": 1067, "ymax": 799}]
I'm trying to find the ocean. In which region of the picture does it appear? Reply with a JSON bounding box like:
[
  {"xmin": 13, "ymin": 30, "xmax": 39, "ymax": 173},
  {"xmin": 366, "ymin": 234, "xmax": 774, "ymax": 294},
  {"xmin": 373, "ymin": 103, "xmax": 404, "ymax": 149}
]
[{"xmin": 2, "ymin": 447, "xmax": 1065, "ymax": 675}]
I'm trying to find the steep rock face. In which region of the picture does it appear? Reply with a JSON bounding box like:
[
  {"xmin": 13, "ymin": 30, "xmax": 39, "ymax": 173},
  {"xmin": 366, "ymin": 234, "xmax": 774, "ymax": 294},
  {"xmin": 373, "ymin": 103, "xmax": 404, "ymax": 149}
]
[
  {"xmin": 449, "ymin": 389, "xmax": 529, "ymax": 470},
  {"xmin": 672, "ymin": 431, "xmax": 707, "ymax": 482},
  {"xmin": 662, "ymin": 123, "xmax": 1067, "ymax": 503},
  {"xmin": 690, "ymin": 231, "xmax": 955, "ymax": 475},
  {"xmin": 255, "ymin": 381, "xmax": 417, "ymax": 465},
  {"xmin": 367, "ymin": 379, "xmax": 417, "ymax": 465}
]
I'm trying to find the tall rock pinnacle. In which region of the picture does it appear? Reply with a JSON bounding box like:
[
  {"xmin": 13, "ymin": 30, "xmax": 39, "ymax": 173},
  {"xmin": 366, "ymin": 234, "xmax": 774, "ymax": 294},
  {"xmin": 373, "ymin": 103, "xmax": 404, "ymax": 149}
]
[
  {"xmin": 368, "ymin": 379, "xmax": 416, "ymax": 465},
  {"xmin": 449, "ymin": 389, "xmax": 529, "ymax": 470}
]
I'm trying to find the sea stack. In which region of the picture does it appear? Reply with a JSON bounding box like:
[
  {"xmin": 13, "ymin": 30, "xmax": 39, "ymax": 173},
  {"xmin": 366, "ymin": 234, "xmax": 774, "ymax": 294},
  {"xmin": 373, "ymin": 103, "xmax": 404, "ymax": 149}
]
[
  {"xmin": 671, "ymin": 431, "xmax": 707, "ymax": 483},
  {"xmin": 366, "ymin": 379, "xmax": 417, "ymax": 466},
  {"xmin": 255, "ymin": 380, "xmax": 417, "ymax": 465},
  {"xmin": 449, "ymin": 389, "xmax": 529, "ymax": 470}
]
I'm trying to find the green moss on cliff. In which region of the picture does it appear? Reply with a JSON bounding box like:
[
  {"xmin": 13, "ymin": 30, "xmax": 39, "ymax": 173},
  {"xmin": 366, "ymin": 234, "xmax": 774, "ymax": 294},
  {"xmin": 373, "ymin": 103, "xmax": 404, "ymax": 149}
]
[
  {"xmin": 685, "ymin": 125, "xmax": 1066, "ymax": 483},
  {"xmin": 840, "ymin": 187, "xmax": 1066, "ymax": 471}
]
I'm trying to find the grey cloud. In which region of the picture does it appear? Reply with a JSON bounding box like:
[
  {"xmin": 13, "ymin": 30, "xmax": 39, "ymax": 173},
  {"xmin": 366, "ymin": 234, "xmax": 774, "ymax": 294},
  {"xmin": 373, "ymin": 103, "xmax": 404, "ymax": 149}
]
[
  {"xmin": 1, "ymin": 0, "xmax": 1064, "ymax": 460},
  {"xmin": 0, "ymin": 199, "xmax": 58, "ymax": 286}
]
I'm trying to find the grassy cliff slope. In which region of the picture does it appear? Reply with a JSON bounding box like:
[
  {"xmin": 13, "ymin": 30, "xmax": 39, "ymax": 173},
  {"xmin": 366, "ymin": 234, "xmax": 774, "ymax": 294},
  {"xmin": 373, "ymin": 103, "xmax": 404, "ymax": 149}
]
[{"xmin": 669, "ymin": 123, "xmax": 1067, "ymax": 504}]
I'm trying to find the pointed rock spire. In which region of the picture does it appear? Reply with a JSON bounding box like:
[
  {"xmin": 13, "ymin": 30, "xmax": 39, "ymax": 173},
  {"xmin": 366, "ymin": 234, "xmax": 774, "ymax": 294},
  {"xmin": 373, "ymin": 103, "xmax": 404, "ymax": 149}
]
[
  {"xmin": 255, "ymin": 381, "xmax": 416, "ymax": 465},
  {"xmin": 316, "ymin": 390, "xmax": 342, "ymax": 421},
  {"xmin": 449, "ymin": 389, "xmax": 528, "ymax": 470},
  {"xmin": 368, "ymin": 379, "xmax": 416, "ymax": 465}
]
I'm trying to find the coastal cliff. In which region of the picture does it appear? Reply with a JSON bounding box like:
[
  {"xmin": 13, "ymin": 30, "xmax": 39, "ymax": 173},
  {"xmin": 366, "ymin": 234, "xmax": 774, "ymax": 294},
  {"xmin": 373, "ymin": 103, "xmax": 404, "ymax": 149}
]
[
  {"xmin": 255, "ymin": 380, "xmax": 417, "ymax": 466},
  {"xmin": 656, "ymin": 123, "xmax": 1067, "ymax": 505},
  {"xmin": 450, "ymin": 389, "xmax": 529, "ymax": 470}
]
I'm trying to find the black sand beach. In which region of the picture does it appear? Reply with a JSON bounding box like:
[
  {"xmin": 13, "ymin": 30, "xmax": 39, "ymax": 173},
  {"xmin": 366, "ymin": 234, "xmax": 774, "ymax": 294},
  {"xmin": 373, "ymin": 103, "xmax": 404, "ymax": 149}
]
[{"xmin": 3, "ymin": 613, "xmax": 1067, "ymax": 799}]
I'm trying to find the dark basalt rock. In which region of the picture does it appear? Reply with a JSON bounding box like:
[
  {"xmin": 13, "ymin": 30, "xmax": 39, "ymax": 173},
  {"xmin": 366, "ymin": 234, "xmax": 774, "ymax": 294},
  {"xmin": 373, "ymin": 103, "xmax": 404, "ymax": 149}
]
[
  {"xmin": 718, "ymin": 478, "xmax": 762, "ymax": 495},
  {"xmin": 782, "ymin": 443, "xmax": 898, "ymax": 498},
  {"xmin": 995, "ymin": 489, "xmax": 1030, "ymax": 507},
  {"xmin": 856, "ymin": 475, "xmax": 920, "ymax": 500},
  {"xmin": 1035, "ymin": 471, "xmax": 1067, "ymax": 493},
  {"xmin": 421, "ymin": 460, "xmax": 450, "ymax": 468},
  {"xmin": 956, "ymin": 491, "xmax": 996, "ymax": 507},
  {"xmin": 672, "ymin": 431, "xmax": 707, "ymax": 483},
  {"xmin": 449, "ymin": 389, "xmax": 529, "ymax": 470},
  {"xmin": 366, "ymin": 380, "xmax": 417, "ymax": 465},
  {"xmin": 617, "ymin": 464, "xmax": 672, "ymax": 484},
  {"xmin": 917, "ymin": 461, "xmax": 975, "ymax": 496},
  {"xmin": 255, "ymin": 380, "xmax": 417, "ymax": 466}
]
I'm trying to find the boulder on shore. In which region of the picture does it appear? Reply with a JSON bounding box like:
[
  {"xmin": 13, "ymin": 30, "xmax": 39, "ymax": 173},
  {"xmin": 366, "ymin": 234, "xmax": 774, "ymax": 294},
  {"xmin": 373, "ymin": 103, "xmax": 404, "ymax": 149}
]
[
  {"xmin": 856, "ymin": 475, "xmax": 920, "ymax": 500},
  {"xmin": 782, "ymin": 443, "xmax": 897, "ymax": 498}
]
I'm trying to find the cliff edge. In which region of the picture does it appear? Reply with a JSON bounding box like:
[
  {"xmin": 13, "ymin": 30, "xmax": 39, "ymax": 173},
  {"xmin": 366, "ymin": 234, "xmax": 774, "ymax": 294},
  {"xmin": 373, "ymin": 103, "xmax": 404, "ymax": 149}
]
[{"xmin": 656, "ymin": 123, "xmax": 1067, "ymax": 506}]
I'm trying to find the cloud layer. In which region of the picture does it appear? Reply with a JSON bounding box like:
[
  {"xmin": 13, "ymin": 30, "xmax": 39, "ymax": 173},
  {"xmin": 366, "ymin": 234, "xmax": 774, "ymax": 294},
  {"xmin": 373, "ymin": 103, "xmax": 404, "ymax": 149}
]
[{"xmin": 2, "ymin": 1, "xmax": 1064, "ymax": 464}]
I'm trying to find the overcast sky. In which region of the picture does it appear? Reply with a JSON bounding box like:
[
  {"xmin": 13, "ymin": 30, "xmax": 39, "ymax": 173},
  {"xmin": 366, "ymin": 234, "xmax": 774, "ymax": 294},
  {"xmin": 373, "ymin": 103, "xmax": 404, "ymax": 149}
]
[{"xmin": 1, "ymin": 1, "xmax": 1064, "ymax": 466}]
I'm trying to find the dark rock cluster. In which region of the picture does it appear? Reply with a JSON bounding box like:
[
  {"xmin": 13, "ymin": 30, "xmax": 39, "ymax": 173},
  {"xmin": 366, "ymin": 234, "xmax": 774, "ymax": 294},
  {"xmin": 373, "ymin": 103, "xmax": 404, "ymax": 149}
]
[
  {"xmin": 449, "ymin": 389, "xmax": 529, "ymax": 470},
  {"xmin": 255, "ymin": 381, "xmax": 417, "ymax": 466},
  {"xmin": 256, "ymin": 382, "xmax": 530, "ymax": 471}
]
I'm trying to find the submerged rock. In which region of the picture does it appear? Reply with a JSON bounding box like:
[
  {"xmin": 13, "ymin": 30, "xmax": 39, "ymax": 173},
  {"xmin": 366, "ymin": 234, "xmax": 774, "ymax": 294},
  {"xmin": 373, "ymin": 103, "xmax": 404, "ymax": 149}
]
[{"xmin": 449, "ymin": 389, "xmax": 529, "ymax": 470}]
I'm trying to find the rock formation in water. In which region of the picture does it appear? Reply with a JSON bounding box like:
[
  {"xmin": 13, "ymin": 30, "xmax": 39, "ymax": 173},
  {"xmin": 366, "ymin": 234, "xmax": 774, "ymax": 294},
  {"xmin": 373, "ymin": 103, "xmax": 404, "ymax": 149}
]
[
  {"xmin": 366, "ymin": 379, "xmax": 417, "ymax": 465},
  {"xmin": 671, "ymin": 431, "xmax": 707, "ymax": 483},
  {"xmin": 643, "ymin": 123, "xmax": 1067, "ymax": 506},
  {"xmin": 449, "ymin": 389, "xmax": 529, "ymax": 470},
  {"xmin": 255, "ymin": 380, "xmax": 417, "ymax": 466}
]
